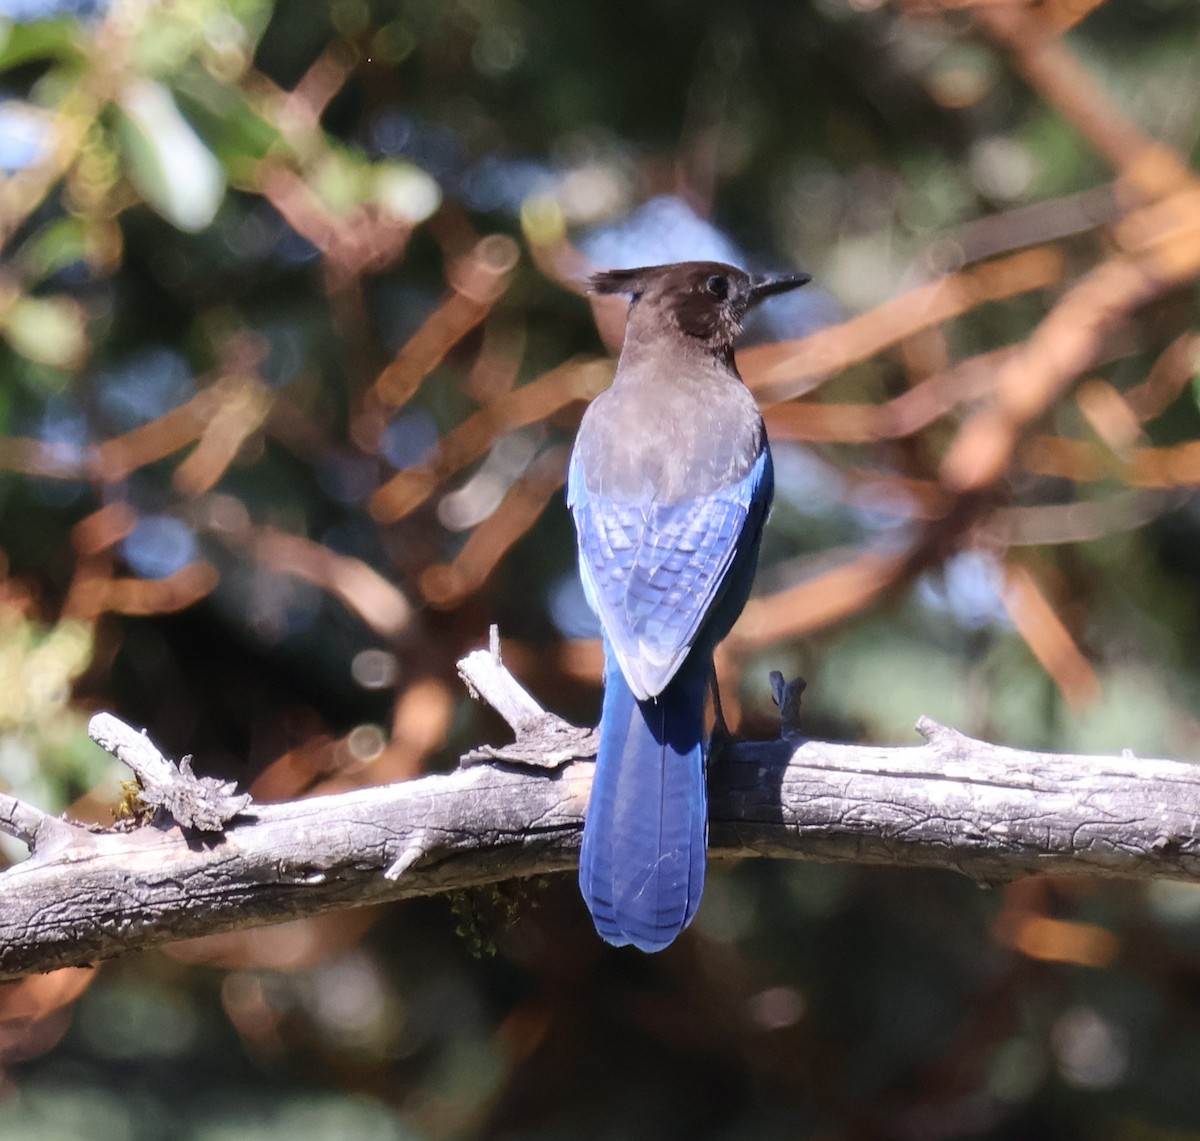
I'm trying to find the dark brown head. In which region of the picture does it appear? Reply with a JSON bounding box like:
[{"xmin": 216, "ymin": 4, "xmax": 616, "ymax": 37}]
[{"xmin": 589, "ymin": 261, "xmax": 810, "ymax": 354}]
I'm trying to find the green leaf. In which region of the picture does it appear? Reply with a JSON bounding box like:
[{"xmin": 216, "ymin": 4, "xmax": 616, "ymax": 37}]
[
  {"xmin": 16, "ymin": 217, "xmax": 89, "ymax": 285},
  {"xmin": 0, "ymin": 18, "xmax": 84, "ymax": 71},
  {"xmin": 0, "ymin": 295, "xmax": 87, "ymax": 369},
  {"xmin": 116, "ymin": 79, "xmax": 226, "ymax": 232},
  {"xmin": 128, "ymin": 8, "xmax": 207, "ymax": 77},
  {"xmin": 173, "ymin": 67, "xmax": 282, "ymax": 167}
]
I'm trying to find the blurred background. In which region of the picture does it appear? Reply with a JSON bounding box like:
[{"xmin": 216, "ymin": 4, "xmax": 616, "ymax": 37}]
[{"xmin": 2, "ymin": 0, "xmax": 1200, "ymax": 1136}]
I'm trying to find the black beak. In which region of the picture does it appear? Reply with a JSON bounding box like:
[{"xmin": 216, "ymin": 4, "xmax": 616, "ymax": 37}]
[{"xmin": 748, "ymin": 271, "xmax": 812, "ymax": 304}]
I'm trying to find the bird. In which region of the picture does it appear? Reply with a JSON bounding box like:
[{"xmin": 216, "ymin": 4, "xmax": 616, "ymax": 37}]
[{"xmin": 567, "ymin": 259, "xmax": 810, "ymax": 952}]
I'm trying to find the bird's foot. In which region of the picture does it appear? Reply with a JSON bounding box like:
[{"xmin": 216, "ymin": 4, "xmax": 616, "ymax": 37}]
[{"xmin": 769, "ymin": 671, "xmax": 807, "ymax": 741}]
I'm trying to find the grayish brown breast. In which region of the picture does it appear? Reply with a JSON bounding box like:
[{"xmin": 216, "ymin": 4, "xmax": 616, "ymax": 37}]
[{"xmin": 573, "ymin": 364, "xmax": 764, "ymax": 504}]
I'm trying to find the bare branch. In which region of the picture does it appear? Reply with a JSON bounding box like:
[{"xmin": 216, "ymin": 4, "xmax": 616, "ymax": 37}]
[{"xmin": 3, "ymin": 652, "xmax": 1200, "ymax": 979}]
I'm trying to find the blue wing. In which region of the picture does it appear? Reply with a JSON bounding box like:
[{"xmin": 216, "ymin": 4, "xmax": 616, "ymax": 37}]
[{"xmin": 568, "ymin": 448, "xmax": 771, "ymax": 701}]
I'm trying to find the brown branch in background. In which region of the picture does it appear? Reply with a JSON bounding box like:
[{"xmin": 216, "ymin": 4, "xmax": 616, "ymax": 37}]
[
  {"xmin": 881, "ymin": 346, "xmax": 1022, "ymax": 437},
  {"xmin": 763, "ymin": 346, "xmax": 1014, "ymax": 444},
  {"xmin": 763, "ymin": 401, "xmax": 881, "ymax": 445},
  {"xmin": 462, "ymin": 316, "xmax": 526, "ymax": 405},
  {"xmin": 984, "ymin": 491, "xmax": 1178, "ymax": 547},
  {"xmin": 2, "ymin": 370, "xmax": 276, "ymax": 495},
  {"xmin": 0, "ymin": 436, "xmax": 91, "ymax": 481},
  {"xmin": 246, "ymin": 42, "xmax": 417, "ymax": 400},
  {"xmin": 0, "ymin": 966, "xmax": 97, "ymax": 1055},
  {"xmin": 551, "ymin": 636, "xmax": 604, "ymax": 687},
  {"xmin": 1016, "ymin": 435, "xmax": 1200, "ymax": 488},
  {"xmin": 1113, "ymin": 442, "xmax": 1200, "ymax": 490},
  {"xmin": 525, "ymin": 224, "xmax": 592, "ymax": 294},
  {"xmin": 1123, "ymin": 333, "xmax": 1200, "ymax": 423},
  {"xmin": 70, "ymin": 502, "xmax": 138, "ymax": 558},
  {"xmin": 742, "ymin": 247, "xmax": 1064, "ymax": 403},
  {"xmin": 727, "ymin": 464, "xmax": 1006, "ymax": 662},
  {"xmin": 896, "ymin": 324, "xmax": 950, "ymax": 388},
  {"xmin": 1114, "ymin": 186, "xmax": 1200, "ymax": 265},
  {"xmin": 165, "ymin": 909, "xmax": 382, "ymax": 977},
  {"xmin": 725, "ymin": 258, "xmax": 1068, "ymax": 655},
  {"xmin": 277, "ymin": 40, "xmax": 360, "ymax": 139},
  {"xmin": 370, "ymin": 358, "xmax": 609, "ymax": 523},
  {"xmin": 843, "ymin": 474, "xmax": 950, "ymax": 527},
  {"xmin": 425, "ymin": 203, "xmax": 489, "ymax": 267},
  {"xmin": 377, "ymin": 678, "xmax": 457, "ymax": 784},
  {"xmin": 60, "ymin": 556, "xmax": 113, "ymax": 621},
  {"xmin": 92, "ymin": 386, "xmax": 225, "ymax": 483},
  {"xmin": 558, "ymin": 10, "xmax": 1200, "ymax": 705},
  {"xmin": 1000, "ymin": 561, "xmax": 1101, "ymax": 710},
  {"xmin": 940, "ymin": 231, "xmax": 1200, "ymax": 493},
  {"xmin": 258, "ymin": 166, "xmax": 347, "ymax": 254},
  {"xmin": 261, "ymin": 390, "xmax": 339, "ymax": 461},
  {"xmin": 244, "ymin": 674, "xmax": 454, "ymax": 799},
  {"xmin": 1033, "ymin": 0, "xmax": 1108, "ymax": 34},
  {"xmin": 248, "ymin": 733, "xmax": 344, "ymax": 803},
  {"xmin": 64, "ymin": 562, "xmax": 220, "ymax": 622},
  {"xmin": 250, "ymin": 528, "xmax": 414, "ymax": 639},
  {"xmin": 950, "ymin": 184, "xmax": 1119, "ymax": 265},
  {"xmin": 973, "ymin": 4, "xmax": 1192, "ymax": 202},
  {"xmin": 259, "ymin": 165, "xmax": 415, "ymax": 283},
  {"xmin": 896, "ymin": 0, "xmax": 1028, "ymax": 12},
  {"xmin": 991, "ymin": 881, "xmax": 1118, "ymax": 970},
  {"xmin": 730, "ymin": 551, "xmax": 909, "ymax": 649},
  {"xmin": 250, "ymin": 41, "xmax": 412, "ymax": 273},
  {"xmin": 1074, "ymin": 379, "xmax": 1143, "ymax": 455},
  {"xmin": 1022, "ymin": 436, "xmax": 1114, "ymax": 483},
  {"xmin": 368, "ymin": 235, "xmax": 522, "ymax": 411},
  {"xmin": 419, "ymin": 446, "xmax": 571, "ymax": 608},
  {"xmin": 0, "ymin": 383, "xmax": 207, "ymax": 487},
  {"xmin": 173, "ymin": 376, "xmax": 275, "ymax": 497}
]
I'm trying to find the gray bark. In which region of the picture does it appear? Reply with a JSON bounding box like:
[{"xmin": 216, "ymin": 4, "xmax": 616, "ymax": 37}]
[{"xmin": 0, "ymin": 637, "xmax": 1197, "ymax": 979}]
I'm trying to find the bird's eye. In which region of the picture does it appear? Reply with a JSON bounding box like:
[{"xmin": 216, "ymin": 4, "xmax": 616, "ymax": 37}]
[{"xmin": 705, "ymin": 274, "xmax": 728, "ymax": 299}]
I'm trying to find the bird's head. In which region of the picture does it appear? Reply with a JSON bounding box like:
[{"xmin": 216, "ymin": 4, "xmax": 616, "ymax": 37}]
[{"xmin": 589, "ymin": 260, "xmax": 810, "ymax": 354}]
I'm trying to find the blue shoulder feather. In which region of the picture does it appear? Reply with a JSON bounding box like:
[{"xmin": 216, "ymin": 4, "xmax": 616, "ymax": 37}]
[{"xmin": 568, "ymin": 448, "xmax": 771, "ymax": 699}]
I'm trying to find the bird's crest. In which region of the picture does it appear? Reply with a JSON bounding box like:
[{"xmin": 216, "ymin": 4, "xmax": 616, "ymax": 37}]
[{"xmin": 588, "ymin": 266, "xmax": 653, "ymax": 297}]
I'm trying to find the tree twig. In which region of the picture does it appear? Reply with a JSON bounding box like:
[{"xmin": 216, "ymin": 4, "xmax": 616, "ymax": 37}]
[
  {"xmin": 457, "ymin": 625, "xmax": 598, "ymax": 767},
  {"xmin": 0, "ymin": 793, "xmax": 80, "ymax": 855}
]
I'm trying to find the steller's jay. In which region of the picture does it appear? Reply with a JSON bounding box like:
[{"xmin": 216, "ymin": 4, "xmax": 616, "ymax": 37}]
[{"xmin": 568, "ymin": 260, "xmax": 810, "ymax": 952}]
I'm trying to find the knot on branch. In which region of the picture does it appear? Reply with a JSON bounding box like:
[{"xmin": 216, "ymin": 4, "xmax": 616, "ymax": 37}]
[
  {"xmin": 915, "ymin": 715, "xmax": 971, "ymax": 751},
  {"xmin": 88, "ymin": 713, "xmax": 253, "ymax": 832}
]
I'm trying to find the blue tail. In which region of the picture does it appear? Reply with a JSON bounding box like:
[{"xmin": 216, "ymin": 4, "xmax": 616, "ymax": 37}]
[{"xmin": 579, "ymin": 645, "xmax": 709, "ymax": 952}]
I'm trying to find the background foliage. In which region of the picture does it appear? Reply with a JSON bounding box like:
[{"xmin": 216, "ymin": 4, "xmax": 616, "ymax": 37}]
[{"xmin": 2, "ymin": 0, "xmax": 1200, "ymax": 1136}]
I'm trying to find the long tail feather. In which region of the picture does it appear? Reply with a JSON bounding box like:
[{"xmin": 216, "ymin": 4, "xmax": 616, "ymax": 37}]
[{"xmin": 579, "ymin": 647, "xmax": 708, "ymax": 952}]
